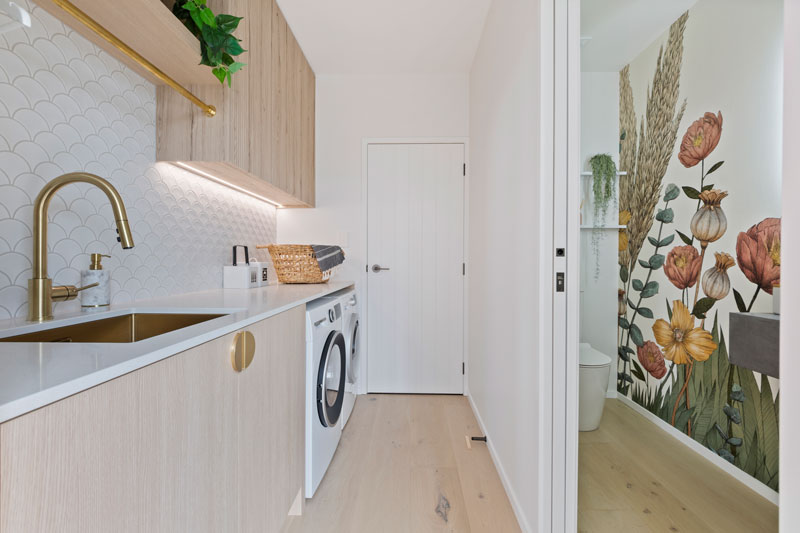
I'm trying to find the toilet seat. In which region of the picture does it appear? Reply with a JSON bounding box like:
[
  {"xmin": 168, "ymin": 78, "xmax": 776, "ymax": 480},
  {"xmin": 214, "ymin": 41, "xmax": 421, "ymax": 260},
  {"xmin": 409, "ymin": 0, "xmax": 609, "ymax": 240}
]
[{"xmin": 579, "ymin": 343, "xmax": 611, "ymax": 367}]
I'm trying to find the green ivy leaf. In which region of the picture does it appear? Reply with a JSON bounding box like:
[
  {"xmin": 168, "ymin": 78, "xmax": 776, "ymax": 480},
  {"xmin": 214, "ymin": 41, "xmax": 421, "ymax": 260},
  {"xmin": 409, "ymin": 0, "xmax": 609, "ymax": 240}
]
[
  {"xmin": 676, "ymin": 230, "xmax": 693, "ymax": 246},
  {"xmin": 702, "ymin": 183, "xmax": 714, "ymax": 191},
  {"xmin": 638, "ymin": 259, "xmax": 651, "ymax": 269},
  {"xmin": 637, "ymin": 307, "xmax": 654, "ymax": 319},
  {"xmin": 655, "ymin": 208, "xmax": 674, "ymax": 223},
  {"xmin": 189, "ymin": 8, "xmax": 204, "ymax": 29},
  {"xmin": 182, "ymin": 1, "xmax": 198, "ymax": 11},
  {"xmin": 620, "ymin": 265, "xmax": 629, "ymax": 283},
  {"xmin": 641, "ymin": 281, "xmax": 659, "ymax": 298},
  {"xmin": 632, "ymin": 279, "xmax": 644, "ymax": 291},
  {"xmin": 649, "ymin": 254, "xmax": 665, "ymax": 270},
  {"xmin": 216, "ymin": 14, "xmax": 243, "ymax": 32},
  {"xmin": 228, "ymin": 61, "xmax": 246, "ymax": 74},
  {"xmin": 619, "ymin": 317, "xmax": 630, "ymax": 329},
  {"xmin": 627, "ymin": 297, "xmax": 637, "ymax": 309},
  {"xmin": 664, "ymin": 183, "xmax": 680, "ymax": 202},
  {"xmin": 733, "ymin": 288, "xmax": 748, "ymax": 313},
  {"xmin": 658, "ymin": 234, "xmax": 675, "ymax": 247},
  {"xmin": 211, "ymin": 66, "xmax": 227, "ymax": 84},
  {"xmin": 629, "ymin": 324, "xmax": 644, "ymax": 347},
  {"xmin": 648, "ymin": 236, "xmax": 659, "ymax": 247},
  {"xmin": 705, "ymin": 160, "xmax": 725, "ymax": 175},
  {"xmin": 682, "ymin": 186, "xmax": 701, "ymax": 200},
  {"xmin": 692, "ymin": 297, "xmax": 716, "ymax": 319},
  {"xmin": 200, "ymin": 6, "xmax": 217, "ymax": 27}
]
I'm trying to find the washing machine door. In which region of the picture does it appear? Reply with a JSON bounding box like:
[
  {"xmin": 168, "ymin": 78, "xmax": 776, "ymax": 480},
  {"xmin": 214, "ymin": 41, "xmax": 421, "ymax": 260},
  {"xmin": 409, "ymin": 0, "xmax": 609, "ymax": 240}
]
[
  {"xmin": 317, "ymin": 330, "xmax": 346, "ymax": 427},
  {"xmin": 348, "ymin": 318, "xmax": 360, "ymax": 383}
]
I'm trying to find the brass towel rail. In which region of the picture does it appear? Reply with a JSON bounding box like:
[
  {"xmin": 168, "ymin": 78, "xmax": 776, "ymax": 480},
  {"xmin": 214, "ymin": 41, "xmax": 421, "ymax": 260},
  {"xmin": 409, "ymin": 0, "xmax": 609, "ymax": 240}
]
[{"xmin": 52, "ymin": 0, "xmax": 216, "ymax": 117}]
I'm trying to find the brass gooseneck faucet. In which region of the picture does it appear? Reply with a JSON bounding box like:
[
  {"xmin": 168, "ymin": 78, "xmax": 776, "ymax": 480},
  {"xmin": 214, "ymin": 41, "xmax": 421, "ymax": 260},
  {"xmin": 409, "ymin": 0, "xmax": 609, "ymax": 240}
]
[{"xmin": 28, "ymin": 172, "xmax": 134, "ymax": 322}]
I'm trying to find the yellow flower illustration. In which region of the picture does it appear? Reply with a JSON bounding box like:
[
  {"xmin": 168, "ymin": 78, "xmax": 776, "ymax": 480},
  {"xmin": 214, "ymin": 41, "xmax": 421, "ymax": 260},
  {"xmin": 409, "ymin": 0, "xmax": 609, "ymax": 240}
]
[{"xmin": 652, "ymin": 301, "xmax": 717, "ymax": 364}]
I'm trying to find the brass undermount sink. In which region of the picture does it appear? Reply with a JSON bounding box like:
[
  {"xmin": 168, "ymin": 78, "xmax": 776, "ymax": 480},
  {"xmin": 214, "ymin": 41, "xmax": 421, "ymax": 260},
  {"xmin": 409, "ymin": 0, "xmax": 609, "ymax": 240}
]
[{"xmin": 0, "ymin": 313, "xmax": 225, "ymax": 343}]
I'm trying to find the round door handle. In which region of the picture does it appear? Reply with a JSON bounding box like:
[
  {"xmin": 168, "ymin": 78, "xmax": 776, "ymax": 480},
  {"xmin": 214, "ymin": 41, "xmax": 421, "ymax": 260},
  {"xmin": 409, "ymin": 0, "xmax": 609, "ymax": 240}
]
[
  {"xmin": 231, "ymin": 330, "xmax": 256, "ymax": 372},
  {"xmin": 371, "ymin": 264, "xmax": 391, "ymax": 273}
]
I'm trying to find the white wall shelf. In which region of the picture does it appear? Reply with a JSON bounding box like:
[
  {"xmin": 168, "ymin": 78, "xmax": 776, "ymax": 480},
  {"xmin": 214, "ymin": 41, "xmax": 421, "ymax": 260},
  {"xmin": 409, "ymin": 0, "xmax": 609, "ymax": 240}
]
[
  {"xmin": 580, "ymin": 225, "xmax": 625, "ymax": 230},
  {"xmin": 580, "ymin": 171, "xmax": 627, "ymax": 176}
]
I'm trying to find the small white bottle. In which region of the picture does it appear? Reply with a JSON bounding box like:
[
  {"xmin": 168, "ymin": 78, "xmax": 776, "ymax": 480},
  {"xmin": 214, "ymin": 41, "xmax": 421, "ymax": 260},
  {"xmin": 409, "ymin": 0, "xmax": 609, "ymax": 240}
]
[{"xmin": 81, "ymin": 253, "xmax": 111, "ymax": 311}]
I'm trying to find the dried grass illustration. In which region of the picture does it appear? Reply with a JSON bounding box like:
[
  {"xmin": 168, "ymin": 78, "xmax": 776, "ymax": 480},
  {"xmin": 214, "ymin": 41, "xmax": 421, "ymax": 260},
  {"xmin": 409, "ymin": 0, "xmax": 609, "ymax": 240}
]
[
  {"xmin": 621, "ymin": 12, "xmax": 689, "ymax": 272},
  {"xmin": 618, "ymin": 65, "xmax": 637, "ymax": 267}
]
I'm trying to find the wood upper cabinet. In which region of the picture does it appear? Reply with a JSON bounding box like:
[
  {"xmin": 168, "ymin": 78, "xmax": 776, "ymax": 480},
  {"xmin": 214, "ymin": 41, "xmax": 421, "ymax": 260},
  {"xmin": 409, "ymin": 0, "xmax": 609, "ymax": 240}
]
[
  {"xmin": 0, "ymin": 306, "xmax": 306, "ymax": 533},
  {"xmin": 156, "ymin": 0, "xmax": 315, "ymax": 208}
]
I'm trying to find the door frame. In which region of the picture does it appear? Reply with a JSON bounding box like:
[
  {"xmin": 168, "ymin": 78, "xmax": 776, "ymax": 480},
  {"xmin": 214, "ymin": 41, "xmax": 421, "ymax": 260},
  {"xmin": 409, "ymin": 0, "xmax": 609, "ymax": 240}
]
[
  {"xmin": 554, "ymin": 1, "xmax": 797, "ymax": 531},
  {"xmin": 361, "ymin": 137, "xmax": 470, "ymax": 396},
  {"xmin": 542, "ymin": 0, "xmax": 580, "ymax": 531}
]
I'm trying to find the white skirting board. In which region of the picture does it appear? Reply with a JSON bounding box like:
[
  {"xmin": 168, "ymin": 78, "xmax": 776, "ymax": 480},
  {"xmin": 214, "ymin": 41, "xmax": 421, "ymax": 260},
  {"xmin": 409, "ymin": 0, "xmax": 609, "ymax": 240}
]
[
  {"xmin": 467, "ymin": 394, "xmax": 532, "ymax": 533},
  {"xmin": 616, "ymin": 395, "xmax": 779, "ymax": 505}
]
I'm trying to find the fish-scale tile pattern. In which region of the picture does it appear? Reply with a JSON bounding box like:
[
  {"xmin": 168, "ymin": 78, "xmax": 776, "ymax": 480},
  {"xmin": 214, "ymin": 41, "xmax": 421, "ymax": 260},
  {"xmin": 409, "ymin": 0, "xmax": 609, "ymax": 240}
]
[{"xmin": 0, "ymin": 1, "xmax": 276, "ymax": 319}]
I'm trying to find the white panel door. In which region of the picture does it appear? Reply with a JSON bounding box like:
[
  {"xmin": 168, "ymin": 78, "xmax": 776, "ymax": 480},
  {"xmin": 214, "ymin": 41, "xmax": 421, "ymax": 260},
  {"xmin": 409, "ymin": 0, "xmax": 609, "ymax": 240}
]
[{"xmin": 367, "ymin": 143, "xmax": 465, "ymax": 393}]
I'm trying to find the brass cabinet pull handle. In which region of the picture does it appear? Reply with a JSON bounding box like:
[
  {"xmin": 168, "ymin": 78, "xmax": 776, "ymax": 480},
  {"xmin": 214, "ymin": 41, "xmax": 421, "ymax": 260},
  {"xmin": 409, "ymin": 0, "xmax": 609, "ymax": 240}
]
[{"xmin": 231, "ymin": 331, "xmax": 256, "ymax": 372}]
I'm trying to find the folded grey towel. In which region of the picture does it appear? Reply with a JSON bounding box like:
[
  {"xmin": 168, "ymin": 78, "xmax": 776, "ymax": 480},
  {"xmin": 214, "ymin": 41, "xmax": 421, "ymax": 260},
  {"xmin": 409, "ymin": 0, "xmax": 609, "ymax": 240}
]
[{"xmin": 312, "ymin": 245, "xmax": 345, "ymax": 272}]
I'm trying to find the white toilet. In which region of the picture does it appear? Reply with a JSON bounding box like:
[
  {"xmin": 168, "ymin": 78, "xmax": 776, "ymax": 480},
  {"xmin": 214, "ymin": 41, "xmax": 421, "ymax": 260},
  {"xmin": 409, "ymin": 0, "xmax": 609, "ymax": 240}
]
[{"xmin": 579, "ymin": 343, "xmax": 612, "ymax": 431}]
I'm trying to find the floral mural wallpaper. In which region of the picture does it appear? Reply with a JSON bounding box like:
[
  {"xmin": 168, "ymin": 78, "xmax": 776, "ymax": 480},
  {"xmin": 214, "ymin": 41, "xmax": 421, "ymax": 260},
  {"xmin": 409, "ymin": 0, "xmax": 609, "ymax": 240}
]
[{"xmin": 615, "ymin": 10, "xmax": 780, "ymax": 491}]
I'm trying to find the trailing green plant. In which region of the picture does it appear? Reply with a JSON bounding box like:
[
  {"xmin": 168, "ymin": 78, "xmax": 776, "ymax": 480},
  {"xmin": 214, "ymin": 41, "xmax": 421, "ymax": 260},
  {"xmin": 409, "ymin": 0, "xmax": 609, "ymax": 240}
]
[
  {"xmin": 173, "ymin": 0, "xmax": 246, "ymax": 86},
  {"xmin": 589, "ymin": 154, "xmax": 617, "ymax": 226},
  {"xmin": 586, "ymin": 154, "xmax": 618, "ymax": 279}
]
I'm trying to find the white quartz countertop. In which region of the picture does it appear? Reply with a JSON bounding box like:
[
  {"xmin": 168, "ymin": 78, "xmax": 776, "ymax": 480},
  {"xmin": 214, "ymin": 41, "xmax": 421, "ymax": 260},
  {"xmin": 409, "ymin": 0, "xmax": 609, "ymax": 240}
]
[{"xmin": 0, "ymin": 281, "xmax": 354, "ymax": 424}]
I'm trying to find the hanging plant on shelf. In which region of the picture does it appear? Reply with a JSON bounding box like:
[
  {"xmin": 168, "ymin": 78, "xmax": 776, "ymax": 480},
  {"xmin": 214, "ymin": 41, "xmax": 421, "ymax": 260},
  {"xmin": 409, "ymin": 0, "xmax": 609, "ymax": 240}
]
[
  {"xmin": 589, "ymin": 153, "xmax": 617, "ymax": 224},
  {"xmin": 172, "ymin": 0, "xmax": 246, "ymax": 86},
  {"xmin": 587, "ymin": 153, "xmax": 617, "ymax": 279}
]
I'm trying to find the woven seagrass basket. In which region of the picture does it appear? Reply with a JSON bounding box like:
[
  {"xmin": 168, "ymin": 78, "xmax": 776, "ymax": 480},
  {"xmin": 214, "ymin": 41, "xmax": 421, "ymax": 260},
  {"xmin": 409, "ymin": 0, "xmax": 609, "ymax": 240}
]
[{"xmin": 260, "ymin": 244, "xmax": 336, "ymax": 284}]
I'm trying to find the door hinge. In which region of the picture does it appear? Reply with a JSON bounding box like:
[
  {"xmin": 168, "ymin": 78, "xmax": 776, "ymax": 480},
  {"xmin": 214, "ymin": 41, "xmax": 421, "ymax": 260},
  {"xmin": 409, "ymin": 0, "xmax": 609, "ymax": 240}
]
[
  {"xmin": 462, "ymin": 262, "xmax": 466, "ymax": 276},
  {"xmin": 462, "ymin": 362, "xmax": 465, "ymax": 375},
  {"xmin": 463, "ymin": 163, "xmax": 466, "ymax": 176}
]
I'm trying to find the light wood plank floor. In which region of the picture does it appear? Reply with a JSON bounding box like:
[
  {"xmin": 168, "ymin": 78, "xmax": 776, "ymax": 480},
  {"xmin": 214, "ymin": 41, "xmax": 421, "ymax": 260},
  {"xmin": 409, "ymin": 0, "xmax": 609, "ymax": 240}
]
[
  {"xmin": 579, "ymin": 399, "xmax": 779, "ymax": 533},
  {"xmin": 282, "ymin": 394, "xmax": 521, "ymax": 533}
]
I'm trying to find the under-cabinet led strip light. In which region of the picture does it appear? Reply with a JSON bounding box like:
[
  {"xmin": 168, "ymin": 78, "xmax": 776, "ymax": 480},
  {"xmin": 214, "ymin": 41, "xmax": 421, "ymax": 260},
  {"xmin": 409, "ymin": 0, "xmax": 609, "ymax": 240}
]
[{"xmin": 172, "ymin": 162, "xmax": 284, "ymax": 208}]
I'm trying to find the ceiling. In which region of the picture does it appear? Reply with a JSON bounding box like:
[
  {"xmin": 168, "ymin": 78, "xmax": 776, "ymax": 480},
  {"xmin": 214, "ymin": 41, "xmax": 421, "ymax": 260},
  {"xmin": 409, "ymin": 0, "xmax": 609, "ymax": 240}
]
[
  {"xmin": 276, "ymin": 0, "xmax": 492, "ymax": 75},
  {"xmin": 581, "ymin": 0, "xmax": 698, "ymax": 72}
]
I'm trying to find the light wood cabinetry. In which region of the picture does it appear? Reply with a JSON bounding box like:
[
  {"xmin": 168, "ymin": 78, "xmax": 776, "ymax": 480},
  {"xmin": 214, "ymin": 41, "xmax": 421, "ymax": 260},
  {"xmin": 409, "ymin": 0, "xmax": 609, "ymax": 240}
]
[
  {"xmin": 0, "ymin": 306, "xmax": 306, "ymax": 533},
  {"xmin": 156, "ymin": 0, "xmax": 316, "ymax": 208},
  {"xmin": 239, "ymin": 306, "xmax": 305, "ymax": 533},
  {"xmin": 33, "ymin": 0, "xmax": 215, "ymax": 86}
]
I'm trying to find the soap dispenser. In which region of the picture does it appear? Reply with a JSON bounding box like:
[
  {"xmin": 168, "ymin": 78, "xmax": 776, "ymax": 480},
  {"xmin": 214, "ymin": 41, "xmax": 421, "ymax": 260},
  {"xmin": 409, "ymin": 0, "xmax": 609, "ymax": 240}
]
[{"xmin": 81, "ymin": 253, "xmax": 111, "ymax": 310}]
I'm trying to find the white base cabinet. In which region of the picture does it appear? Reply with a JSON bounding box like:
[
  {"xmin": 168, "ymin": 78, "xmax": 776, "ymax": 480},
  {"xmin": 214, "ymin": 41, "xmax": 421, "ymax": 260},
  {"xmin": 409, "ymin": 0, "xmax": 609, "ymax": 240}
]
[{"xmin": 0, "ymin": 305, "xmax": 305, "ymax": 533}]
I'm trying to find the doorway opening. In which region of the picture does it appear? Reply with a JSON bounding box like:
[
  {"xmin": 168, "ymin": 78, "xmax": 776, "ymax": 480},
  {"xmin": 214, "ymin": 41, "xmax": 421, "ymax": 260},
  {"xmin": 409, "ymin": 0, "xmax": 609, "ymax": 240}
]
[{"xmin": 574, "ymin": 1, "xmax": 783, "ymax": 531}]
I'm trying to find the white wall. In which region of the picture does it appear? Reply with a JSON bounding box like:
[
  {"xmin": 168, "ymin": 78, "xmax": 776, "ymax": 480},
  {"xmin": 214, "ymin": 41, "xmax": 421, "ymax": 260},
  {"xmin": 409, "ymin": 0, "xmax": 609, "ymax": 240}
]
[
  {"xmin": 579, "ymin": 72, "xmax": 619, "ymax": 396},
  {"xmin": 277, "ymin": 74, "xmax": 468, "ymax": 390},
  {"xmin": 0, "ymin": 0, "xmax": 276, "ymax": 319},
  {"xmin": 468, "ymin": 0, "xmax": 540, "ymax": 530},
  {"xmin": 780, "ymin": 0, "xmax": 799, "ymax": 527}
]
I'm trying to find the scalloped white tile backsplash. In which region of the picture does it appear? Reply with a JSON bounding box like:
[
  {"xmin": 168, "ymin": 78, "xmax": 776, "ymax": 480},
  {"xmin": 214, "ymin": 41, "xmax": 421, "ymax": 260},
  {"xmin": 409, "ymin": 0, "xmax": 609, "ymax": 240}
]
[{"xmin": 0, "ymin": 1, "xmax": 277, "ymax": 319}]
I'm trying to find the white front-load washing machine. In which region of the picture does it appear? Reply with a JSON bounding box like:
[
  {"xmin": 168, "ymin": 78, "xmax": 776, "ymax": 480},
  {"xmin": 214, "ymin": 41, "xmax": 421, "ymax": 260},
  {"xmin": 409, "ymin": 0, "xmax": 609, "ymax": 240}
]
[
  {"xmin": 306, "ymin": 297, "xmax": 346, "ymax": 498},
  {"xmin": 339, "ymin": 288, "xmax": 360, "ymax": 427}
]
